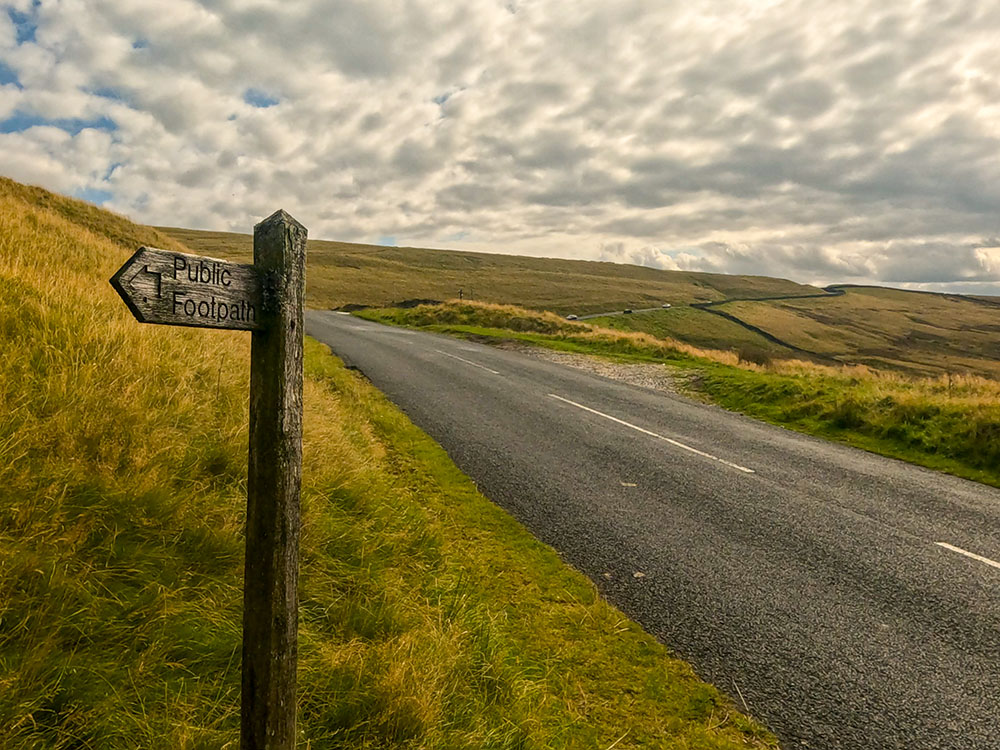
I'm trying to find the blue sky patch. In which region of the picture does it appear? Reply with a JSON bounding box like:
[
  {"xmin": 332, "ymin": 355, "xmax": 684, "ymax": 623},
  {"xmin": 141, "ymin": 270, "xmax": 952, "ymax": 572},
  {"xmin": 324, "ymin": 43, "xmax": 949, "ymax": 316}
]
[
  {"xmin": 0, "ymin": 59, "xmax": 21, "ymax": 88},
  {"xmin": 8, "ymin": 4, "xmax": 39, "ymax": 45},
  {"xmin": 376, "ymin": 235, "xmax": 397, "ymax": 246},
  {"xmin": 132, "ymin": 38, "xmax": 148, "ymax": 49},
  {"xmin": 0, "ymin": 112, "xmax": 117, "ymax": 135},
  {"xmin": 75, "ymin": 187, "xmax": 113, "ymax": 205},
  {"xmin": 244, "ymin": 88, "xmax": 279, "ymax": 108},
  {"xmin": 89, "ymin": 86, "xmax": 128, "ymax": 103}
]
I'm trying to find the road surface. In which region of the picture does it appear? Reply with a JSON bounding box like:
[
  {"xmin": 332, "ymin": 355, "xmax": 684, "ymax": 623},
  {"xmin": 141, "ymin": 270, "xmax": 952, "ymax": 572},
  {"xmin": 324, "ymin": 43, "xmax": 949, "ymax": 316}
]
[
  {"xmin": 578, "ymin": 305, "xmax": 666, "ymax": 319},
  {"xmin": 306, "ymin": 311, "xmax": 1000, "ymax": 749}
]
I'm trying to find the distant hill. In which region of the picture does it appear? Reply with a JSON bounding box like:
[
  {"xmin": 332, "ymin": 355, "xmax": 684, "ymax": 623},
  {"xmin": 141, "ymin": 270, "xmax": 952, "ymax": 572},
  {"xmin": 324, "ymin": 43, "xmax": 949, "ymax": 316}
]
[
  {"xmin": 158, "ymin": 227, "xmax": 820, "ymax": 314},
  {"xmin": 587, "ymin": 285, "xmax": 1000, "ymax": 379},
  {"xmin": 161, "ymin": 226, "xmax": 1000, "ymax": 379},
  {"xmin": 706, "ymin": 286, "xmax": 1000, "ymax": 378}
]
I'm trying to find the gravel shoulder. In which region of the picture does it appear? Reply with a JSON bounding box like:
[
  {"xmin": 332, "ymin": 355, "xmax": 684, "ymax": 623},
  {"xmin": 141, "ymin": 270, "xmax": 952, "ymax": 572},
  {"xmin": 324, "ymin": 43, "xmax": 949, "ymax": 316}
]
[{"xmin": 491, "ymin": 340, "xmax": 685, "ymax": 394}]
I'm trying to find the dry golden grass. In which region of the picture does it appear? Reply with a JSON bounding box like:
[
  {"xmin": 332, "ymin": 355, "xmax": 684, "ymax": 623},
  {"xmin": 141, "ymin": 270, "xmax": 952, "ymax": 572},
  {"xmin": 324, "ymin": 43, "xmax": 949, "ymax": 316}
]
[
  {"xmin": 1, "ymin": 177, "xmax": 778, "ymax": 748},
  {"xmin": 722, "ymin": 287, "xmax": 1000, "ymax": 378},
  {"xmin": 435, "ymin": 301, "xmax": 1000, "ymax": 400},
  {"xmin": 368, "ymin": 300, "xmax": 745, "ymax": 367}
]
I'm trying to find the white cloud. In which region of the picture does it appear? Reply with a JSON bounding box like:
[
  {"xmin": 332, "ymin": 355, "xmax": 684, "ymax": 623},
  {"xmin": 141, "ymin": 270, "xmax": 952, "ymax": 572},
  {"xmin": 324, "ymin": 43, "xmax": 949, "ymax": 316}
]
[
  {"xmin": 1, "ymin": 0, "xmax": 999, "ymax": 292},
  {"xmin": 973, "ymin": 247, "xmax": 1000, "ymax": 277}
]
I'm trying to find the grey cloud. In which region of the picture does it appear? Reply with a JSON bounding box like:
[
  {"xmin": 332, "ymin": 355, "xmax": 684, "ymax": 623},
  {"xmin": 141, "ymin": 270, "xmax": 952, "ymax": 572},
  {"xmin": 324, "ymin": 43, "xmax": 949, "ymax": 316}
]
[
  {"xmin": 875, "ymin": 241, "xmax": 1000, "ymax": 283},
  {"xmin": 178, "ymin": 165, "xmax": 214, "ymax": 187},
  {"xmin": 437, "ymin": 183, "xmax": 503, "ymax": 210},
  {"xmin": 687, "ymin": 242, "xmax": 874, "ymax": 281},
  {"xmin": 220, "ymin": 1, "xmax": 404, "ymax": 78},
  {"xmin": 765, "ymin": 79, "xmax": 834, "ymax": 119},
  {"xmin": 516, "ymin": 130, "xmax": 592, "ymax": 170},
  {"xmin": 841, "ymin": 51, "xmax": 902, "ymax": 95},
  {"xmin": 359, "ymin": 112, "xmax": 383, "ymax": 132},
  {"xmin": 391, "ymin": 139, "xmax": 440, "ymax": 177}
]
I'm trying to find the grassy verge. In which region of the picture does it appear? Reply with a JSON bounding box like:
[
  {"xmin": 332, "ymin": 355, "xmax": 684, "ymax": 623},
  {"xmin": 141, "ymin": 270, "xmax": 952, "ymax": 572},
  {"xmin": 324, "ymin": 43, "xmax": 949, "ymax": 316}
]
[
  {"xmin": 359, "ymin": 302, "xmax": 1000, "ymax": 490},
  {"xmin": 585, "ymin": 307, "xmax": 792, "ymax": 359},
  {"xmin": 0, "ymin": 177, "xmax": 777, "ymax": 747},
  {"xmin": 363, "ymin": 303, "xmax": 742, "ymax": 366}
]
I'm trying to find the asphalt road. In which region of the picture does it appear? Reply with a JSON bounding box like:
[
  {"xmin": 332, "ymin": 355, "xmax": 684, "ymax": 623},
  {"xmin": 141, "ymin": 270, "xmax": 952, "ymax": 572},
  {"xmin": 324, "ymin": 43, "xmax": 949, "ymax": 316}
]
[
  {"xmin": 306, "ymin": 311, "xmax": 1000, "ymax": 749},
  {"xmin": 578, "ymin": 305, "xmax": 666, "ymax": 319}
]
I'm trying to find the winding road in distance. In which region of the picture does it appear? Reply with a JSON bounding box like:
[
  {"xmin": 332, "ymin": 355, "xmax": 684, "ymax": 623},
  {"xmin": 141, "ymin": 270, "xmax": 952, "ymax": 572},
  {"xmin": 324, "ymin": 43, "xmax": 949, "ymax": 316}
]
[{"xmin": 306, "ymin": 311, "xmax": 1000, "ymax": 750}]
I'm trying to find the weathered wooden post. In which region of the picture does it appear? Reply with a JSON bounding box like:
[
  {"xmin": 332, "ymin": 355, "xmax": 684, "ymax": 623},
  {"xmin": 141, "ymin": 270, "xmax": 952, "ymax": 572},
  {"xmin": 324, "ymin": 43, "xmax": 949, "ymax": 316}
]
[
  {"xmin": 110, "ymin": 209, "xmax": 307, "ymax": 750},
  {"xmin": 243, "ymin": 210, "xmax": 307, "ymax": 749}
]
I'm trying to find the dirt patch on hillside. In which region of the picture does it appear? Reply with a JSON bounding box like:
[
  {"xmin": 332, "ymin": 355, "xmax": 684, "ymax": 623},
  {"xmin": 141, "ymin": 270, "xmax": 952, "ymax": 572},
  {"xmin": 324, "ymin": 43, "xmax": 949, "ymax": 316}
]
[{"xmin": 493, "ymin": 341, "xmax": 683, "ymax": 394}]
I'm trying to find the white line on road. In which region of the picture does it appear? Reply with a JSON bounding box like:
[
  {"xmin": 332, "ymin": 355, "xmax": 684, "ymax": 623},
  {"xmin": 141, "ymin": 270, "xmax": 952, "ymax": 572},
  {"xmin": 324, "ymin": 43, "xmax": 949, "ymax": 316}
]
[
  {"xmin": 935, "ymin": 542, "xmax": 1000, "ymax": 571},
  {"xmin": 548, "ymin": 393, "xmax": 755, "ymax": 474},
  {"xmin": 435, "ymin": 349, "xmax": 501, "ymax": 374}
]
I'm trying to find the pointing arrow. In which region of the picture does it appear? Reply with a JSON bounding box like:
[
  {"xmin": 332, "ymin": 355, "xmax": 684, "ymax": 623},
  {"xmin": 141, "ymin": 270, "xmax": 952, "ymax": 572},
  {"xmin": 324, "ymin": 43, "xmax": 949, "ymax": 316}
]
[
  {"xmin": 110, "ymin": 246, "xmax": 264, "ymax": 331},
  {"xmin": 126, "ymin": 264, "xmax": 162, "ymax": 302}
]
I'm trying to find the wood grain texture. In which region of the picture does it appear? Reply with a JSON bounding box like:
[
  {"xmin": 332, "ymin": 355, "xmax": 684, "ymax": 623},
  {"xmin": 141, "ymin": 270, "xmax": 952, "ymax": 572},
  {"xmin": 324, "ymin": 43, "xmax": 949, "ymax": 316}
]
[
  {"xmin": 242, "ymin": 210, "xmax": 307, "ymax": 750},
  {"xmin": 110, "ymin": 247, "xmax": 263, "ymax": 330}
]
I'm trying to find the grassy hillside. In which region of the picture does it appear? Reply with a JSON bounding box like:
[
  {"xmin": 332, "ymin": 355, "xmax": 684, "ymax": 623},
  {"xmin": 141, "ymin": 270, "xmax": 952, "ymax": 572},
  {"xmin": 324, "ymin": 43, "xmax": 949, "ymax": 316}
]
[
  {"xmin": 162, "ymin": 228, "xmax": 1000, "ymax": 381},
  {"xmin": 362, "ymin": 301, "xmax": 1000, "ymax": 489},
  {"xmin": 159, "ymin": 226, "xmax": 819, "ymax": 315},
  {"xmin": 1, "ymin": 177, "xmax": 777, "ymax": 747},
  {"xmin": 561, "ymin": 286, "xmax": 1000, "ymax": 379},
  {"xmin": 712, "ymin": 286, "xmax": 1000, "ymax": 378},
  {"xmin": 585, "ymin": 307, "xmax": 794, "ymax": 361}
]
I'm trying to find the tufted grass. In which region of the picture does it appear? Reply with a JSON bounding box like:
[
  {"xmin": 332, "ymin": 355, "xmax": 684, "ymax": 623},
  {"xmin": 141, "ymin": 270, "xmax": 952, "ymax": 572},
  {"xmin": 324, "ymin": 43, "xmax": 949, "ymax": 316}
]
[{"xmin": 0, "ymin": 176, "xmax": 777, "ymax": 748}]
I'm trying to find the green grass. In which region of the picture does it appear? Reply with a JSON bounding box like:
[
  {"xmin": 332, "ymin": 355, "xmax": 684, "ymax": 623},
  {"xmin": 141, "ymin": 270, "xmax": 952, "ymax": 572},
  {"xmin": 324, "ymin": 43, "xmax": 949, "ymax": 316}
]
[
  {"xmin": 364, "ymin": 301, "xmax": 1000, "ymax": 489},
  {"xmin": 1, "ymin": 176, "xmax": 778, "ymax": 747},
  {"xmin": 689, "ymin": 364, "xmax": 1000, "ymax": 487},
  {"xmin": 159, "ymin": 226, "xmax": 819, "ymax": 316},
  {"xmin": 359, "ymin": 303, "xmax": 743, "ymax": 366},
  {"xmin": 585, "ymin": 307, "xmax": 792, "ymax": 358}
]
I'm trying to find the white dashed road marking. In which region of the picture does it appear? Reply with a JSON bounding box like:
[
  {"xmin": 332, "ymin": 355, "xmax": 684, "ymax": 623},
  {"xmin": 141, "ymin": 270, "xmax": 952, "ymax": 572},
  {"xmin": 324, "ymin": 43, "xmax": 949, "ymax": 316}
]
[
  {"xmin": 935, "ymin": 542, "xmax": 1000, "ymax": 571},
  {"xmin": 548, "ymin": 393, "xmax": 755, "ymax": 474},
  {"xmin": 435, "ymin": 349, "xmax": 501, "ymax": 375}
]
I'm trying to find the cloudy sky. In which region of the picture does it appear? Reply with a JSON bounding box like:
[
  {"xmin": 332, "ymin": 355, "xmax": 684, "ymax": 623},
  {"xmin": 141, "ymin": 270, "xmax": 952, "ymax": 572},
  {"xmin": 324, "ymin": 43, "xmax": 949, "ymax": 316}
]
[{"xmin": 2, "ymin": 0, "xmax": 999, "ymax": 292}]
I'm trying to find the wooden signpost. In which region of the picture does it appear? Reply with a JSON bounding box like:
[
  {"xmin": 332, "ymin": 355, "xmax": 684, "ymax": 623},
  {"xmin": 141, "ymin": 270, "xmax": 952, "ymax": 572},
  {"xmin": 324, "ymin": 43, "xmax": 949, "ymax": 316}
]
[{"xmin": 111, "ymin": 209, "xmax": 307, "ymax": 750}]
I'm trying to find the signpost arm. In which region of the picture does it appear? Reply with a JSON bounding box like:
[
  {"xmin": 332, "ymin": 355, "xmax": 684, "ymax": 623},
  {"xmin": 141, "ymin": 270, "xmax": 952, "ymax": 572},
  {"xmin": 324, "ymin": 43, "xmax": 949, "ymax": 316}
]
[{"xmin": 243, "ymin": 209, "xmax": 307, "ymax": 750}]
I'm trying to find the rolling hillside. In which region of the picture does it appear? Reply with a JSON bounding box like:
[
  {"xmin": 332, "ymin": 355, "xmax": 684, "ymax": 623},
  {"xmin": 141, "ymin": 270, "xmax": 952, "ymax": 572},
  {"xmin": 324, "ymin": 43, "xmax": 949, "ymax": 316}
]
[
  {"xmin": 716, "ymin": 286, "xmax": 1000, "ymax": 378},
  {"xmin": 586, "ymin": 291, "xmax": 1000, "ymax": 379},
  {"xmin": 163, "ymin": 227, "xmax": 1000, "ymax": 380},
  {"xmin": 159, "ymin": 226, "xmax": 819, "ymax": 315}
]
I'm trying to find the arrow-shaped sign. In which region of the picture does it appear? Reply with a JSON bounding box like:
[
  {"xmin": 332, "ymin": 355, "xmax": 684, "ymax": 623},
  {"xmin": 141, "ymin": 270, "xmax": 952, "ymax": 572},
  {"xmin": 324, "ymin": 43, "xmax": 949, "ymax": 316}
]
[{"xmin": 110, "ymin": 247, "xmax": 264, "ymax": 331}]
